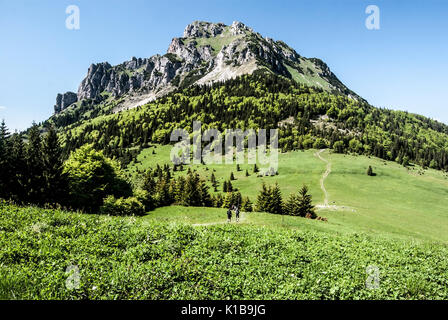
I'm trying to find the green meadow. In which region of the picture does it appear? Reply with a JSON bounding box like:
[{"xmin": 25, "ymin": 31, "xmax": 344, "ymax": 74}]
[
  {"xmin": 128, "ymin": 146, "xmax": 448, "ymax": 244},
  {"xmin": 2, "ymin": 202, "xmax": 448, "ymax": 299},
  {"xmin": 4, "ymin": 145, "xmax": 448, "ymax": 299}
]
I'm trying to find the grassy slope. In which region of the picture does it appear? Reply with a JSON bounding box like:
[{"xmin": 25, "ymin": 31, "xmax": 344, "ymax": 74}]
[
  {"xmin": 2, "ymin": 203, "xmax": 448, "ymax": 300},
  {"xmin": 128, "ymin": 146, "xmax": 448, "ymax": 244}
]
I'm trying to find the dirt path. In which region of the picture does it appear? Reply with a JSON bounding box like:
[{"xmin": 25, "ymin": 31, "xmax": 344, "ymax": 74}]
[
  {"xmin": 315, "ymin": 149, "xmax": 331, "ymax": 206},
  {"xmin": 192, "ymin": 211, "xmax": 247, "ymax": 227},
  {"xmin": 314, "ymin": 149, "xmax": 355, "ymax": 212}
]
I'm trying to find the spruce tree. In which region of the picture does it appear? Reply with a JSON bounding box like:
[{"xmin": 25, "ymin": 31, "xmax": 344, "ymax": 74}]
[
  {"xmin": 284, "ymin": 193, "xmax": 300, "ymax": 216},
  {"xmin": 227, "ymin": 179, "xmax": 233, "ymax": 192},
  {"xmin": 174, "ymin": 176, "xmax": 186, "ymax": 204},
  {"xmin": 255, "ymin": 182, "xmax": 269, "ymax": 212},
  {"xmin": 25, "ymin": 123, "xmax": 45, "ymax": 204},
  {"xmin": 222, "ymin": 180, "xmax": 228, "ymax": 193},
  {"xmin": 242, "ymin": 196, "xmax": 253, "ymax": 212},
  {"xmin": 42, "ymin": 126, "xmax": 67, "ymax": 205},
  {"xmin": 213, "ymin": 193, "xmax": 224, "ymax": 208},
  {"xmin": 198, "ymin": 179, "xmax": 212, "ymax": 207},
  {"xmin": 210, "ymin": 172, "xmax": 218, "ymax": 191},
  {"xmin": 9, "ymin": 133, "xmax": 26, "ymax": 202},
  {"xmin": 270, "ymin": 183, "xmax": 283, "ymax": 214},
  {"xmin": 298, "ymin": 185, "xmax": 315, "ymax": 218},
  {"xmin": 0, "ymin": 120, "xmax": 11, "ymax": 199},
  {"xmin": 182, "ymin": 172, "xmax": 202, "ymax": 206},
  {"xmin": 142, "ymin": 170, "xmax": 156, "ymax": 194},
  {"xmin": 253, "ymin": 163, "xmax": 259, "ymax": 173}
]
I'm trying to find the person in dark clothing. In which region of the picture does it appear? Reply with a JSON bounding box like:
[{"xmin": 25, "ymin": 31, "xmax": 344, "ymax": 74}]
[
  {"xmin": 235, "ymin": 206, "xmax": 240, "ymax": 222},
  {"xmin": 227, "ymin": 207, "xmax": 232, "ymax": 223}
]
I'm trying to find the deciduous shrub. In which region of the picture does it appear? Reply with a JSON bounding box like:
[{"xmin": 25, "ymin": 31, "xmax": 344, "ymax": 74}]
[
  {"xmin": 100, "ymin": 195, "xmax": 145, "ymax": 216},
  {"xmin": 63, "ymin": 144, "xmax": 132, "ymax": 212}
]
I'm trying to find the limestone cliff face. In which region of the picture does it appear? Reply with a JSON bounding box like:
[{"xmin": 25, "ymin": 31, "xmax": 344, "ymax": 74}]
[
  {"xmin": 54, "ymin": 92, "xmax": 78, "ymax": 113},
  {"xmin": 54, "ymin": 20, "xmax": 361, "ymax": 114}
]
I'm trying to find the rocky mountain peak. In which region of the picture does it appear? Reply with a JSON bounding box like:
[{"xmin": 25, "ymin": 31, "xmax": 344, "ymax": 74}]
[
  {"xmin": 53, "ymin": 20, "xmax": 362, "ymax": 115},
  {"xmin": 230, "ymin": 21, "xmax": 252, "ymax": 35},
  {"xmin": 183, "ymin": 21, "xmax": 226, "ymax": 38}
]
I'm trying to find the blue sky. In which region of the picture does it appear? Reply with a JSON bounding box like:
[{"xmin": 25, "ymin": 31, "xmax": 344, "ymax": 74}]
[{"xmin": 0, "ymin": 0, "xmax": 447, "ymax": 131}]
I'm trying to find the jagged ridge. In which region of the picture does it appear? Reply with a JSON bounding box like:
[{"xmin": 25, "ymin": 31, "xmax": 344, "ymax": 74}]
[{"xmin": 54, "ymin": 21, "xmax": 362, "ymax": 114}]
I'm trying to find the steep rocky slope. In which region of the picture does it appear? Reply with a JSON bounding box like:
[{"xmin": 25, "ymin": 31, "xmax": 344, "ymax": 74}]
[{"xmin": 54, "ymin": 21, "xmax": 361, "ymax": 114}]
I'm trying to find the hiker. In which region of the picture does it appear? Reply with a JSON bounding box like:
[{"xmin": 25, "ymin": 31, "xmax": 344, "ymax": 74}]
[
  {"xmin": 227, "ymin": 207, "xmax": 232, "ymax": 223},
  {"xmin": 235, "ymin": 206, "xmax": 240, "ymax": 222}
]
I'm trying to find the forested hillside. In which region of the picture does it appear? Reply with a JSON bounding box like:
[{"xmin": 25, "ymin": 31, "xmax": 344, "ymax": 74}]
[{"xmin": 45, "ymin": 73, "xmax": 448, "ymax": 171}]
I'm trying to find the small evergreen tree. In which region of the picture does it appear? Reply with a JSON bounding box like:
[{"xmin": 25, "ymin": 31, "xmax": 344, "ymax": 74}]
[
  {"xmin": 284, "ymin": 193, "xmax": 300, "ymax": 216},
  {"xmin": 270, "ymin": 183, "xmax": 283, "ymax": 214},
  {"xmin": 253, "ymin": 163, "xmax": 259, "ymax": 173},
  {"xmin": 198, "ymin": 179, "xmax": 212, "ymax": 207},
  {"xmin": 242, "ymin": 196, "xmax": 253, "ymax": 212},
  {"xmin": 298, "ymin": 185, "xmax": 316, "ymax": 218},
  {"xmin": 0, "ymin": 120, "xmax": 11, "ymax": 199},
  {"xmin": 222, "ymin": 180, "xmax": 228, "ymax": 193},
  {"xmin": 255, "ymin": 182, "xmax": 282, "ymax": 214},
  {"xmin": 212, "ymin": 193, "xmax": 224, "ymax": 208},
  {"xmin": 9, "ymin": 133, "xmax": 26, "ymax": 202},
  {"xmin": 210, "ymin": 172, "xmax": 218, "ymax": 191},
  {"xmin": 42, "ymin": 126, "xmax": 67, "ymax": 205},
  {"xmin": 25, "ymin": 123, "xmax": 45, "ymax": 204},
  {"xmin": 227, "ymin": 179, "xmax": 233, "ymax": 192}
]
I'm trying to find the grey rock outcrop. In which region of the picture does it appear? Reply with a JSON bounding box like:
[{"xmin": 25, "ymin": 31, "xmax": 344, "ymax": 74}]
[
  {"xmin": 54, "ymin": 92, "xmax": 77, "ymax": 113},
  {"xmin": 183, "ymin": 21, "xmax": 226, "ymax": 38}
]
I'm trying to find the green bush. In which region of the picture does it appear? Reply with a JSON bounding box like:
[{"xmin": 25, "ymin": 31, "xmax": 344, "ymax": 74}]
[
  {"xmin": 100, "ymin": 195, "xmax": 145, "ymax": 216},
  {"xmin": 63, "ymin": 144, "xmax": 132, "ymax": 212}
]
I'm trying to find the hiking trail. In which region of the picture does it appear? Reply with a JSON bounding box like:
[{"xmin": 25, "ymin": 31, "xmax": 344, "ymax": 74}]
[
  {"xmin": 192, "ymin": 211, "xmax": 247, "ymax": 226},
  {"xmin": 314, "ymin": 149, "xmax": 355, "ymax": 212}
]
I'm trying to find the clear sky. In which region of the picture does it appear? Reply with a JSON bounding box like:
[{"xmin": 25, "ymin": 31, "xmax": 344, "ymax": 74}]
[{"xmin": 1, "ymin": 0, "xmax": 447, "ymax": 131}]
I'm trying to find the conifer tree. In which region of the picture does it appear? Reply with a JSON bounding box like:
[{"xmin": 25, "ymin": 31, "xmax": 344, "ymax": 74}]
[
  {"xmin": 284, "ymin": 193, "xmax": 300, "ymax": 216},
  {"xmin": 255, "ymin": 182, "xmax": 282, "ymax": 214},
  {"xmin": 253, "ymin": 163, "xmax": 259, "ymax": 173},
  {"xmin": 222, "ymin": 180, "xmax": 228, "ymax": 193},
  {"xmin": 174, "ymin": 175, "xmax": 186, "ymax": 204},
  {"xmin": 270, "ymin": 183, "xmax": 283, "ymax": 214},
  {"xmin": 25, "ymin": 123, "xmax": 45, "ymax": 204},
  {"xmin": 182, "ymin": 172, "xmax": 202, "ymax": 206},
  {"xmin": 198, "ymin": 179, "xmax": 212, "ymax": 207},
  {"xmin": 0, "ymin": 120, "xmax": 11, "ymax": 199},
  {"xmin": 213, "ymin": 193, "xmax": 224, "ymax": 208},
  {"xmin": 255, "ymin": 182, "xmax": 270, "ymax": 212},
  {"xmin": 42, "ymin": 126, "xmax": 67, "ymax": 205},
  {"xmin": 298, "ymin": 185, "xmax": 315, "ymax": 218},
  {"xmin": 210, "ymin": 172, "xmax": 218, "ymax": 191},
  {"xmin": 227, "ymin": 179, "xmax": 233, "ymax": 192},
  {"xmin": 9, "ymin": 133, "xmax": 26, "ymax": 202},
  {"xmin": 242, "ymin": 196, "xmax": 253, "ymax": 212}
]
